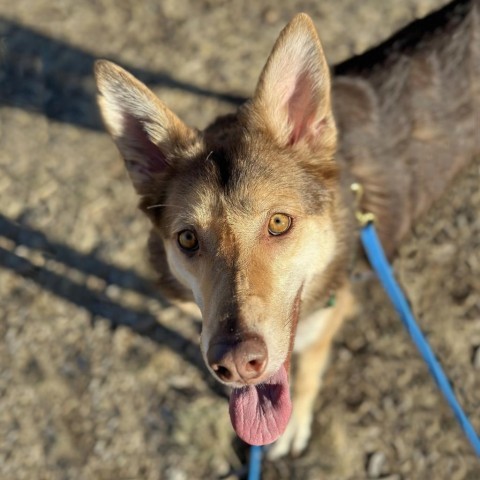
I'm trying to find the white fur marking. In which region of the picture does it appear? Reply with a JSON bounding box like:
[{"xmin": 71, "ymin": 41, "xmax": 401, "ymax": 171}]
[{"xmin": 293, "ymin": 308, "xmax": 331, "ymax": 353}]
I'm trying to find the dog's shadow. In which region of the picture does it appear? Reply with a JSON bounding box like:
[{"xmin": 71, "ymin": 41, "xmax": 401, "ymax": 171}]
[
  {"xmin": 0, "ymin": 17, "xmax": 245, "ymax": 132},
  {"xmin": 0, "ymin": 213, "xmax": 229, "ymax": 398}
]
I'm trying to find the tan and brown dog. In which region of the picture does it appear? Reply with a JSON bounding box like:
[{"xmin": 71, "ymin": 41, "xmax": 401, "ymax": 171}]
[{"xmin": 95, "ymin": 0, "xmax": 478, "ymax": 458}]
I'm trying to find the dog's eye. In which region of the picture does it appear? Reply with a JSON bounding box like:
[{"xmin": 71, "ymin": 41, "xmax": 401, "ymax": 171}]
[
  {"xmin": 268, "ymin": 213, "xmax": 292, "ymax": 236},
  {"xmin": 178, "ymin": 230, "xmax": 199, "ymax": 251}
]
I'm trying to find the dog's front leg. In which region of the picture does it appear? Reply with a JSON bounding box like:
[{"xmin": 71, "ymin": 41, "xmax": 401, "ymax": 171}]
[{"xmin": 268, "ymin": 284, "xmax": 355, "ymax": 459}]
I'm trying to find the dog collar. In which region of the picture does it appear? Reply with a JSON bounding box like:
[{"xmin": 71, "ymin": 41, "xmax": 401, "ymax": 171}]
[{"xmin": 325, "ymin": 293, "xmax": 336, "ymax": 308}]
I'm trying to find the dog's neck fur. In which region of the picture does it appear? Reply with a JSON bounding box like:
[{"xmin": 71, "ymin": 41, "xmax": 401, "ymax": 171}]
[{"xmin": 333, "ymin": 0, "xmax": 479, "ymax": 257}]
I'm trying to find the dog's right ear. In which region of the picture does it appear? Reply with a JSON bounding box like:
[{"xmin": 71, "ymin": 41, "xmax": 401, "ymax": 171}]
[
  {"xmin": 94, "ymin": 60, "xmax": 199, "ymax": 195},
  {"xmin": 250, "ymin": 14, "xmax": 336, "ymax": 153}
]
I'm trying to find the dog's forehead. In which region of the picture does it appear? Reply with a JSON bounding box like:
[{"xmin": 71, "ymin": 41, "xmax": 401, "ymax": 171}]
[
  {"xmin": 167, "ymin": 175, "xmax": 274, "ymax": 234},
  {"xmin": 184, "ymin": 144, "xmax": 301, "ymax": 219},
  {"xmin": 164, "ymin": 122, "xmax": 333, "ymax": 233}
]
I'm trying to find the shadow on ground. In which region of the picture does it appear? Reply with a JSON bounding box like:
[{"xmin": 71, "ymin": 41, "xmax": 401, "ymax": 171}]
[
  {"xmin": 0, "ymin": 213, "xmax": 227, "ymax": 398},
  {"xmin": 0, "ymin": 17, "xmax": 245, "ymax": 131}
]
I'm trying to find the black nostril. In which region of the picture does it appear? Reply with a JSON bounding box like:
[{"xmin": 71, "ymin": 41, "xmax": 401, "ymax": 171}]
[
  {"xmin": 214, "ymin": 365, "xmax": 232, "ymax": 381},
  {"xmin": 236, "ymin": 338, "xmax": 267, "ymax": 379},
  {"xmin": 208, "ymin": 342, "xmax": 236, "ymax": 381},
  {"xmin": 246, "ymin": 359, "xmax": 260, "ymax": 371}
]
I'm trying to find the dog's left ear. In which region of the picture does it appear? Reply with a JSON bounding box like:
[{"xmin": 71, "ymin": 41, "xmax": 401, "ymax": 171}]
[
  {"xmin": 94, "ymin": 60, "xmax": 200, "ymax": 196},
  {"xmin": 251, "ymin": 13, "xmax": 336, "ymax": 151}
]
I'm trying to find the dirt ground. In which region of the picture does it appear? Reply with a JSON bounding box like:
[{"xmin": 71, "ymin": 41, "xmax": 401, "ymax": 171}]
[{"xmin": 1, "ymin": 0, "xmax": 479, "ymax": 478}]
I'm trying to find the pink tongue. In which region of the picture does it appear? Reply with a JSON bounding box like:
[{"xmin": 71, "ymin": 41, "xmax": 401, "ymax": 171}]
[{"xmin": 229, "ymin": 365, "xmax": 292, "ymax": 445}]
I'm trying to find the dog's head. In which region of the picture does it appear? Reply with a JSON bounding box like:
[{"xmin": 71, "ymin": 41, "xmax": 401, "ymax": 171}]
[{"xmin": 95, "ymin": 13, "xmax": 338, "ymax": 445}]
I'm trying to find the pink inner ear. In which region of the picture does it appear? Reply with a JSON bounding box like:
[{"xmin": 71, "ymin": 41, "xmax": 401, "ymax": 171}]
[
  {"xmin": 123, "ymin": 113, "xmax": 168, "ymax": 173},
  {"xmin": 287, "ymin": 71, "xmax": 321, "ymax": 145}
]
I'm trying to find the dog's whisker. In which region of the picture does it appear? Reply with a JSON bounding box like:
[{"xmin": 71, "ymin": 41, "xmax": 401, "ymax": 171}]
[
  {"xmin": 146, "ymin": 203, "xmax": 182, "ymax": 210},
  {"xmin": 283, "ymin": 317, "xmax": 293, "ymax": 330}
]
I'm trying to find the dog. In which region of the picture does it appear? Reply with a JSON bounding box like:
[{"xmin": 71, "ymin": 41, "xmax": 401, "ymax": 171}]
[{"xmin": 94, "ymin": 0, "xmax": 478, "ymax": 458}]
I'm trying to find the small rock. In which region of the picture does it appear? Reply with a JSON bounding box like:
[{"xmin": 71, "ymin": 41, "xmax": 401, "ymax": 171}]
[
  {"xmin": 105, "ymin": 284, "xmax": 121, "ymax": 300},
  {"xmin": 86, "ymin": 275, "xmax": 106, "ymax": 292},
  {"xmin": 165, "ymin": 466, "xmax": 187, "ymax": 480},
  {"xmin": 14, "ymin": 245, "xmax": 30, "ymax": 259},
  {"xmin": 472, "ymin": 346, "xmax": 480, "ymax": 370},
  {"xmin": 366, "ymin": 451, "xmax": 386, "ymax": 478},
  {"xmin": 263, "ymin": 8, "xmax": 280, "ymax": 24}
]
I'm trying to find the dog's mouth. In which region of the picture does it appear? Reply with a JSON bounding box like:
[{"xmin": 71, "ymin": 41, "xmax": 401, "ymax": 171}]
[
  {"xmin": 227, "ymin": 289, "xmax": 301, "ymax": 445},
  {"xmin": 228, "ymin": 362, "xmax": 291, "ymax": 445}
]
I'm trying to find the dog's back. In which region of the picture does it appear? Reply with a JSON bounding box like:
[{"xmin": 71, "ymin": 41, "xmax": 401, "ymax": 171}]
[{"xmin": 333, "ymin": 0, "xmax": 479, "ymax": 256}]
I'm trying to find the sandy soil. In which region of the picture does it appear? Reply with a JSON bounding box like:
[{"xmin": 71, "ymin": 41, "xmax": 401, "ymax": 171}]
[{"xmin": 0, "ymin": 0, "xmax": 479, "ymax": 478}]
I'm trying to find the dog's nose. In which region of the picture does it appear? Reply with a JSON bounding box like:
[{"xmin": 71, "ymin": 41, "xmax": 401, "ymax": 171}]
[{"xmin": 207, "ymin": 337, "xmax": 268, "ymax": 384}]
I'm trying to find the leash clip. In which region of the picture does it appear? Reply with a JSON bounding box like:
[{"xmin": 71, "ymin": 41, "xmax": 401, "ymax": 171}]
[{"xmin": 350, "ymin": 182, "xmax": 375, "ymax": 227}]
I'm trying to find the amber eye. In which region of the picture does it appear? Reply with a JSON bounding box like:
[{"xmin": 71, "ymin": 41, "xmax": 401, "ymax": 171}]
[
  {"xmin": 178, "ymin": 230, "xmax": 198, "ymax": 251},
  {"xmin": 268, "ymin": 213, "xmax": 292, "ymax": 236}
]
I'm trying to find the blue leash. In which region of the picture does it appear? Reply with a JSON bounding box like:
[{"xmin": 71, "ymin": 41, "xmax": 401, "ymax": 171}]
[
  {"xmin": 360, "ymin": 221, "xmax": 480, "ymax": 456},
  {"xmin": 247, "ymin": 445, "xmax": 263, "ymax": 480},
  {"xmin": 246, "ymin": 186, "xmax": 480, "ymax": 479}
]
